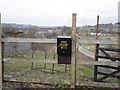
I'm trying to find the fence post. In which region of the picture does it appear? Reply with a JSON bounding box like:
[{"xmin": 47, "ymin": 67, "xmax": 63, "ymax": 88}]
[
  {"xmin": 94, "ymin": 44, "xmax": 99, "ymax": 81},
  {"xmin": 70, "ymin": 13, "xmax": 77, "ymax": 88},
  {"xmin": 0, "ymin": 13, "xmax": 3, "ymax": 88},
  {"xmin": 65, "ymin": 64, "xmax": 67, "ymax": 73},
  {"xmin": 31, "ymin": 62, "xmax": 33, "ymax": 70},
  {"xmin": 95, "ymin": 15, "xmax": 99, "ymax": 40},
  {"xmin": 53, "ymin": 53, "xmax": 55, "ymax": 59},
  {"xmin": 45, "ymin": 52, "xmax": 47, "ymax": 59},
  {"xmin": 43, "ymin": 63, "xmax": 46, "ymax": 69},
  {"xmin": 31, "ymin": 43, "xmax": 35, "ymax": 58},
  {"xmin": 52, "ymin": 63, "xmax": 54, "ymax": 74},
  {"xmin": 94, "ymin": 15, "xmax": 99, "ymax": 81}
]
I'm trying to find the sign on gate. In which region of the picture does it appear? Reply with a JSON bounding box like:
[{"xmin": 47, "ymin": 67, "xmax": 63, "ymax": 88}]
[{"xmin": 57, "ymin": 36, "xmax": 72, "ymax": 64}]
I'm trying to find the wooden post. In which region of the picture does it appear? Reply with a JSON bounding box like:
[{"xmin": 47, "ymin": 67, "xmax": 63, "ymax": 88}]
[
  {"xmin": 65, "ymin": 64, "xmax": 67, "ymax": 73},
  {"xmin": 53, "ymin": 53, "xmax": 55, "ymax": 59},
  {"xmin": 0, "ymin": 13, "xmax": 3, "ymax": 87},
  {"xmin": 31, "ymin": 62, "xmax": 33, "ymax": 70},
  {"xmin": 52, "ymin": 63, "xmax": 54, "ymax": 74},
  {"xmin": 96, "ymin": 15, "xmax": 99, "ymax": 40},
  {"xmin": 94, "ymin": 44, "xmax": 99, "ymax": 81},
  {"xmin": 31, "ymin": 43, "xmax": 35, "ymax": 58},
  {"xmin": 43, "ymin": 63, "xmax": 46, "ymax": 69},
  {"xmin": 45, "ymin": 52, "xmax": 47, "ymax": 59},
  {"xmin": 94, "ymin": 15, "xmax": 99, "ymax": 61},
  {"xmin": 94, "ymin": 15, "xmax": 99, "ymax": 81},
  {"xmin": 94, "ymin": 15, "xmax": 99, "ymax": 60},
  {"xmin": 70, "ymin": 13, "xmax": 77, "ymax": 88},
  {"xmin": 31, "ymin": 50, "xmax": 34, "ymax": 58}
]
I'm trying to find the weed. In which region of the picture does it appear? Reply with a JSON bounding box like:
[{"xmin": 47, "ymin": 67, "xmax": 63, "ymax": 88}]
[{"xmin": 55, "ymin": 83, "xmax": 70, "ymax": 88}]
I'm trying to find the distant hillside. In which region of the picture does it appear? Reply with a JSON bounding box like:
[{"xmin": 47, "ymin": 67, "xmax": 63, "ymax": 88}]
[{"xmin": 2, "ymin": 23, "xmax": 64, "ymax": 31}]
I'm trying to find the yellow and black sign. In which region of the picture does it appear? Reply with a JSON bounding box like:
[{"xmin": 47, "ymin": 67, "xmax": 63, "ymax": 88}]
[
  {"xmin": 57, "ymin": 36, "xmax": 72, "ymax": 64},
  {"xmin": 59, "ymin": 41, "xmax": 69, "ymax": 49}
]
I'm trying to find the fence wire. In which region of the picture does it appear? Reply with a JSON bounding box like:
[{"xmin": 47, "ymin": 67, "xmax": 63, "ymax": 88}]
[
  {"xmin": 3, "ymin": 42, "xmax": 72, "ymax": 85},
  {"xmin": 2, "ymin": 16, "xmax": 120, "ymax": 88}
]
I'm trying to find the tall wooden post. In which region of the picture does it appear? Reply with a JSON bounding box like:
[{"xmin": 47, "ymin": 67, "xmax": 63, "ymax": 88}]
[
  {"xmin": 70, "ymin": 13, "xmax": 77, "ymax": 88},
  {"xmin": 94, "ymin": 15, "xmax": 99, "ymax": 61},
  {"xmin": 0, "ymin": 13, "xmax": 3, "ymax": 87},
  {"xmin": 96, "ymin": 15, "xmax": 99, "ymax": 40},
  {"xmin": 94, "ymin": 15, "xmax": 99, "ymax": 81}
]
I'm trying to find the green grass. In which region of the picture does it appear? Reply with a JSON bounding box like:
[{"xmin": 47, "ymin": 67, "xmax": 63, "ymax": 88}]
[
  {"xmin": 4, "ymin": 61, "xmax": 119, "ymax": 84},
  {"xmin": 4, "ymin": 62, "xmax": 31, "ymax": 73},
  {"xmin": 4, "ymin": 61, "xmax": 93, "ymax": 79},
  {"xmin": 76, "ymin": 65, "xmax": 94, "ymax": 77},
  {"xmin": 4, "ymin": 49, "xmax": 119, "ymax": 84},
  {"xmin": 21, "ymin": 51, "xmax": 57, "ymax": 60}
]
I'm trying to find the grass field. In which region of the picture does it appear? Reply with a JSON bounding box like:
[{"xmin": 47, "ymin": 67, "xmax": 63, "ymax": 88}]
[
  {"xmin": 3, "ymin": 57, "xmax": 119, "ymax": 84},
  {"xmin": 3, "ymin": 33, "xmax": 119, "ymax": 85}
]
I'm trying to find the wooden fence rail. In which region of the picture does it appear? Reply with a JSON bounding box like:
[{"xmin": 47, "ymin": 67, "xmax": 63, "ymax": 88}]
[
  {"xmin": 2, "ymin": 38, "xmax": 57, "ymax": 43},
  {"xmin": 3, "ymin": 58, "xmax": 119, "ymax": 67},
  {"xmin": 2, "ymin": 38, "xmax": 119, "ymax": 44}
]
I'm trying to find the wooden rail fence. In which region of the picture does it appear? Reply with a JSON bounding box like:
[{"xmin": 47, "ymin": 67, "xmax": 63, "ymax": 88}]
[
  {"xmin": 1, "ymin": 38, "xmax": 119, "ymax": 88},
  {"xmin": 94, "ymin": 44, "xmax": 120, "ymax": 82},
  {"xmin": 0, "ymin": 13, "xmax": 120, "ymax": 88}
]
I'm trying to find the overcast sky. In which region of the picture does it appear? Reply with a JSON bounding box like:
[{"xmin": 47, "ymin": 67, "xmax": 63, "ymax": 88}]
[{"xmin": 0, "ymin": 0, "xmax": 119, "ymax": 26}]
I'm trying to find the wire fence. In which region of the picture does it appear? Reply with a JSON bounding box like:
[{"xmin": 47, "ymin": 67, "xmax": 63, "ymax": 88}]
[
  {"xmin": 1, "ymin": 16, "xmax": 120, "ymax": 88},
  {"xmin": 3, "ymin": 41, "xmax": 120, "ymax": 88}
]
